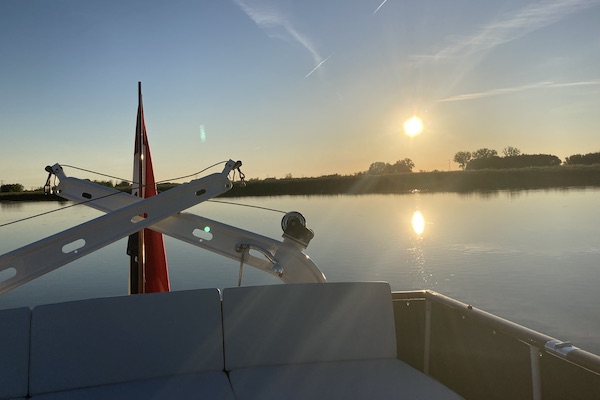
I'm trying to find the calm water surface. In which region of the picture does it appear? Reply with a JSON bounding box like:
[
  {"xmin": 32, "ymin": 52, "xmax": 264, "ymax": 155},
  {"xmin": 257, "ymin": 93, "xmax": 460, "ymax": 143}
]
[{"xmin": 1, "ymin": 189, "xmax": 599, "ymax": 353}]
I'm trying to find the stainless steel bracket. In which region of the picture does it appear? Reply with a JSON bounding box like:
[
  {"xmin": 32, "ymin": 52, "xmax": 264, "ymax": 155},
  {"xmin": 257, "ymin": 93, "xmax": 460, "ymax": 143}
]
[{"xmin": 545, "ymin": 339, "xmax": 579, "ymax": 358}]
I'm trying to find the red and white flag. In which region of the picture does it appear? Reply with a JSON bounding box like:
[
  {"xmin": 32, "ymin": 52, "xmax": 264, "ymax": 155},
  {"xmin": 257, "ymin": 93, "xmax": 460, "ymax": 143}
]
[{"xmin": 128, "ymin": 82, "xmax": 170, "ymax": 293}]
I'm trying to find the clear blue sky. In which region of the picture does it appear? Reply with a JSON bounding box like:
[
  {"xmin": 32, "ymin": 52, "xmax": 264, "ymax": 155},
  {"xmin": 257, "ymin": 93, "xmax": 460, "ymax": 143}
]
[{"xmin": 2, "ymin": 0, "xmax": 600, "ymax": 187}]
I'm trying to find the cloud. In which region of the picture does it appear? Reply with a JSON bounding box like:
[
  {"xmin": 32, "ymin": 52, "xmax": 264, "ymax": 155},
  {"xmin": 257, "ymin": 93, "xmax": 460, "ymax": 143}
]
[
  {"xmin": 438, "ymin": 80, "xmax": 600, "ymax": 102},
  {"xmin": 233, "ymin": 0, "xmax": 328, "ymax": 76},
  {"xmin": 417, "ymin": 0, "xmax": 600, "ymax": 61}
]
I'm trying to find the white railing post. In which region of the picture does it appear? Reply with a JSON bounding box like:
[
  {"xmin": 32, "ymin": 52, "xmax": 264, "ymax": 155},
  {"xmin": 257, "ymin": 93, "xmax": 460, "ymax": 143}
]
[
  {"xmin": 424, "ymin": 298, "xmax": 432, "ymax": 375},
  {"xmin": 530, "ymin": 345, "xmax": 542, "ymax": 400}
]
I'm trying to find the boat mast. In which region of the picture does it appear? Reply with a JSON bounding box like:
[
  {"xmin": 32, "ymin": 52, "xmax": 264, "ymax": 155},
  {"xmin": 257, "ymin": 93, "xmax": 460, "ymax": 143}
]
[{"xmin": 128, "ymin": 82, "xmax": 146, "ymax": 294}]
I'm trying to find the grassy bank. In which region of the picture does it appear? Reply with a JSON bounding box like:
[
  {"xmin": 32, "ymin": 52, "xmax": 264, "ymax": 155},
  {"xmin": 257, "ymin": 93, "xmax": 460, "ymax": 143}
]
[
  {"xmin": 2, "ymin": 165, "xmax": 600, "ymax": 202},
  {"xmin": 0, "ymin": 192, "xmax": 63, "ymax": 202},
  {"xmin": 224, "ymin": 165, "xmax": 600, "ymax": 197}
]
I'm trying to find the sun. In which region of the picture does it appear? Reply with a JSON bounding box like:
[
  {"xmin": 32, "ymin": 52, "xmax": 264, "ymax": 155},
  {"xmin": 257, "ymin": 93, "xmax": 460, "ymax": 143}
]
[{"xmin": 403, "ymin": 116, "xmax": 423, "ymax": 137}]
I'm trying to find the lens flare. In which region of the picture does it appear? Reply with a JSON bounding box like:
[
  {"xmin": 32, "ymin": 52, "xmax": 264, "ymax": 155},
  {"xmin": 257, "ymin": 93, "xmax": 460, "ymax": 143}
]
[
  {"xmin": 199, "ymin": 125, "xmax": 207, "ymax": 142},
  {"xmin": 403, "ymin": 116, "xmax": 423, "ymax": 137}
]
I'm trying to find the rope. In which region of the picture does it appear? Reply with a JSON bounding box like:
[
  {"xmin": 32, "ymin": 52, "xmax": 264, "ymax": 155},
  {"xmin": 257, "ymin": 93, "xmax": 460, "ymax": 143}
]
[
  {"xmin": 207, "ymin": 200, "xmax": 286, "ymax": 214},
  {"xmin": 0, "ymin": 162, "xmax": 284, "ymax": 229},
  {"xmin": 0, "ymin": 203, "xmax": 81, "ymax": 228},
  {"xmin": 0, "ymin": 189, "xmax": 125, "ymax": 228},
  {"xmin": 60, "ymin": 160, "xmax": 229, "ymax": 185},
  {"xmin": 60, "ymin": 165, "xmax": 130, "ymax": 185}
]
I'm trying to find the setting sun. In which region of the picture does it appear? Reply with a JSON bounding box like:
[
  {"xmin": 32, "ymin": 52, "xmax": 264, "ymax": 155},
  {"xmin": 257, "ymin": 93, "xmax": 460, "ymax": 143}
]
[{"xmin": 403, "ymin": 116, "xmax": 423, "ymax": 137}]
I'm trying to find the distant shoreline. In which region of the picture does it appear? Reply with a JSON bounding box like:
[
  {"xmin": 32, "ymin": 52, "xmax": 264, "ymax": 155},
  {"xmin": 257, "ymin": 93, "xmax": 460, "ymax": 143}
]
[{"xmin": 2, "ymin": 165, "xmax": 600, "ymax": 202}]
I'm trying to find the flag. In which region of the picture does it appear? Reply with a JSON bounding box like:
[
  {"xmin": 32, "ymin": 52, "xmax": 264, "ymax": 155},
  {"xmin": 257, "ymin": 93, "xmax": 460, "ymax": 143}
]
[{"xmin": 127, "ymin": 82, "xmax": 170, "ymax": 293}]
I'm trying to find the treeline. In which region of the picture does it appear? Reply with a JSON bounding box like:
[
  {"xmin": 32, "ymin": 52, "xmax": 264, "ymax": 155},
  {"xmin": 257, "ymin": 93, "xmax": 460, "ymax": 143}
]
[
  {"xmin": 223, "ymin": 165, "xmax": 600, "ymax": 196},
  {"xmin": 365, "ymin": 159, "xmax": 414, "ymax": 174},
  {"xmin": 3, "ymin": 164, "xmax": 600, "ymax": 201},
  {"xmin": 0, "ymin": 183, "xmax": 24, "ymax": 193},
  {"xmin": 466, "ymin": 154, "xmax": 561, "ymax": 170},
  {"xmin": 454, "ymin": 147, "xmax": 600, "ymax": 170},
  {"xmin": 0, "ymin": 180, "xmax": 178, "ymax": 194},
  {"xmin": 3, "ymin": 149, "xmax": 600, "ymax": 197},
  {"xmin": 363, "ymin": 149, "xmax": 600, "ymax": 175},
  {"xmin": 565, "ymin": 152, "xmax": 600, "ymax": 166}
]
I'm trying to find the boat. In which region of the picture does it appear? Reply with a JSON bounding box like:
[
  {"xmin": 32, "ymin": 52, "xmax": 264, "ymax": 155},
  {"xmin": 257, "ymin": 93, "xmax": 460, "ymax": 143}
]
[{"xmin": 1, "ymin": 86, "xmax": 599, "ymax": 399}]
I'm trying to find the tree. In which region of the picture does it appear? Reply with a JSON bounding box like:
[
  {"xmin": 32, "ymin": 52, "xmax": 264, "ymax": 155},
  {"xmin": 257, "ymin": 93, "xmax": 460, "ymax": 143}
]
[
  {"xmin": 565, "ymin": 152, "xmax": 600, "ymax": 166},
  {"xmin": 367, "ymin": 159, "xmax": 414, "ymax": 174},
  {"xmin": 115, "ymin": 180, "xmax": 131, "ymax": 188},
  {"xmin": 472, "ymin": 148, "xmax": 498, "ymax": 159},
  {"xmin": 502, "ymin": 146, "xmax": 521, "ymax": 157},
  {"xmin": 0, "ymin": 183, "xmax": 24, "ymax": 193},
  {"xmin": 93, "ymin": 180, "xmax": 114, "ymax": 188},
  {"xmin": 368, "ymin": 162, "xmax": 388, "ymax": 175},
  {"xmin": 391, "ymin": 158, "xmax": 414, "ymax": 173},
  {"xmin": 453, "ymin": 151, "xmax": 472, "ymax": 170}
]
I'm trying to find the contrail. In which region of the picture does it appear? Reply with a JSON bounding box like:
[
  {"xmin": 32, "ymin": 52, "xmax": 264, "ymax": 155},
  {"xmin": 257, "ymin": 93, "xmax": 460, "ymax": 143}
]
[
  {"xmin": 438, "ymin": 80, "xmax": 600, "ymax": 102},
  {"xmin": 234, "ymin": 0, "xmax": 328, "ymax": 78},
  {"xmin": 415, "ymin": 0, "xmax": 600, "ymax": 61},
  {"xmin": 305, "ymin": 55, "xmax": 331, "ymax": 78},
  {"xmin": 372, "ymin": 0, "xmax": 389, "ymax": 15}
]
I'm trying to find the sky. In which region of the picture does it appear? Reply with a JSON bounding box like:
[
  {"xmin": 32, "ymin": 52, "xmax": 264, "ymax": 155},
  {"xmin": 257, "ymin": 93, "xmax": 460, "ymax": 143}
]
[{"xmin": 2, "ymin": 0, "xmax": 600, "ymax": 187}]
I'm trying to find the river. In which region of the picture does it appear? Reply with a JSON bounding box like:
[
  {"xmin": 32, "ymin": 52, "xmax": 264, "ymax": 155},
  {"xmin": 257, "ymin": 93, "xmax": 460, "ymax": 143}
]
[{"xmin": 1, "ymin": 189, "xmax": 599, "ymax": 354}]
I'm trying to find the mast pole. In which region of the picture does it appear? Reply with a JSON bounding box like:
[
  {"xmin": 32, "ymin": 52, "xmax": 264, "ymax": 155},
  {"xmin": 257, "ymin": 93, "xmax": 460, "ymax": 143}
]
[
  {"xmin": 136, "ymin": 82, "xmax": 145, "ymax": 293},
  {"xmin": 127, "ymin": 82, "xmax": 145, "ymax": 294}
]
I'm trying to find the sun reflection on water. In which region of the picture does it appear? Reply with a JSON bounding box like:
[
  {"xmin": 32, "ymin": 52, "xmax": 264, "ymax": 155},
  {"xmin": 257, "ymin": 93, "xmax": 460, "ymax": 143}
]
[
  {"xmin": 408, "ymin": 209, "xmax": 433, "ymax": 288},
  {"xmin": 411, "ymin": 210, "xmax": 425, "ymax": 235}
]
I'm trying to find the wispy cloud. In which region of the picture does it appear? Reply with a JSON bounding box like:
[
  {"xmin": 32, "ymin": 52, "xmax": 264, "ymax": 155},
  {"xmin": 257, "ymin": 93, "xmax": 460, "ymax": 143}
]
[
  {"xmin": 418, "ymin": 0, "xmax": 600, "ymax": 61},
  {"xmin": 438, "ymin": 80, "xmax": 600, "ymax": 102},
  {"xmin": 372, "ymin": 0, "xmax": 389, "ymax": 16},
  {"xmin": 233, "ymin": 0, "xmax": 329, "ymax": 77}
]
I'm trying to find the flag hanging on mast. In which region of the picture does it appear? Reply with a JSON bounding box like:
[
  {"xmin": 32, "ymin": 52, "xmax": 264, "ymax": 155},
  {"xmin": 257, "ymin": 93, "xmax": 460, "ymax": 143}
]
[{"xmin": 127, "ymin": 82, "xmax": 171, "ymax": 293}]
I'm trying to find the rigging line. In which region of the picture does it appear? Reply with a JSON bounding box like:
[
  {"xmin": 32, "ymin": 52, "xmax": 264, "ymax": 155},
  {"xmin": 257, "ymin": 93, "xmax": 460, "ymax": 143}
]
[
  {"xmin": 60, "ymin": 161, "xmax": 229, "ymax": 185},
  {"xmin": 0, "ymin": 161, "xmax": 236, "ymax": 229},
  {"xmin": 156, "ymin": 160, "xmax": 229, "ymax": 184},
  {"xmin": 207, "ymin": 199, "xmax": 287, "ymax": 214},
  {"xmin": 0, "ymin": 189, "xmax": 128, "ymax": 229},
  {"xmin": 60, "ymin": 165, "xmax": 129, "ymax": 184},
  {"xmin": 0, "ymin": 201, "xmax": 82, "ymax": 228},
  {"xmin": 0, "ymin": 190, "xmax": 281, "ymax": 229},
  {"xmin": 0, "ymin": 194, "xmax": 283, "ymax": 229}
]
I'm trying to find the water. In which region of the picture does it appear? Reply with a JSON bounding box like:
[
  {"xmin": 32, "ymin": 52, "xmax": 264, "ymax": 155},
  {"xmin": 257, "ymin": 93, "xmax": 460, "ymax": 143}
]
[{"xmin": 1, "ymin": 189, "xmax": 599, "ymax": 354}]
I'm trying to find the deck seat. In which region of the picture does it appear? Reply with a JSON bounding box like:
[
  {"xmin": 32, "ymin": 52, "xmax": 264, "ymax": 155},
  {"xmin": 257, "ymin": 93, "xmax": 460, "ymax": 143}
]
[
  {"xmin": 29, "ymin": 289, "xmax": 234, "ymax": 399},
  {"xmin": 27, "ymin": 372, "xmax": 232, "ymax": 400},
  {"xmin": 0, "ymin": 307, "xmax": 30, "ymax": 400},
  {"xmin": 222, "ymin": 282, "xmax": 463, "ymax": 400}
]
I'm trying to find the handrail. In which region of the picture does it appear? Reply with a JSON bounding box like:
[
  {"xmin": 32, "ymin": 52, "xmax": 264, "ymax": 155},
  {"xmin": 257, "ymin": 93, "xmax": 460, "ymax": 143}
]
[{"xmin": 391, "ymin": 290, "xmax": 600, "ymax": 376}]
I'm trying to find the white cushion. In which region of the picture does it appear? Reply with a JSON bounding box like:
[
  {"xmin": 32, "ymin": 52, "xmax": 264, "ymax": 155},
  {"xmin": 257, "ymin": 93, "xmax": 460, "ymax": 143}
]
[
  {"xmin": 0, "ymin": 307, "xmax": 30, "ymax": 400},
  {"xmin": 30, "ymin": 289, "xmax": 224, "ymax": 395},
  {"xmin": 229, "ymin": 359, "xmax": 464, "ymax": 400},
  {"xmin": 223, "ymin": 282, "xmax": 397, "ymax": 369}
]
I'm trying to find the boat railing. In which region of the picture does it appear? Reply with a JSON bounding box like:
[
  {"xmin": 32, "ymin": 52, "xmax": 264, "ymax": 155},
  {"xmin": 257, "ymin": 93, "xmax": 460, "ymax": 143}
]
[{"xmin": 391, "ymin": 290, "xmax": 600, "ymax": 400}]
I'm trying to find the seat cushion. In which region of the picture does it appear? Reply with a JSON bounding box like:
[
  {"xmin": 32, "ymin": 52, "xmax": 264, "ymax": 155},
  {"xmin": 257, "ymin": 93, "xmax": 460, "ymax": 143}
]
[
  {"xmin": 29, "ymin": 371, "xmax": 234, "ymax": 400},
  {"xmin": 223, "ymin": 282, "xmax": 397, "ymax": 370},
  {"xmin": 30, "ymin": 289, "xmax": 223, "ymax": 395},
  {"xmin": 229, "ymin": 359, "xmax": 464, "ymax": 400},
  {"xmin": 0, "ymin": 307, "xmax": 30, "ymax": 400}
]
